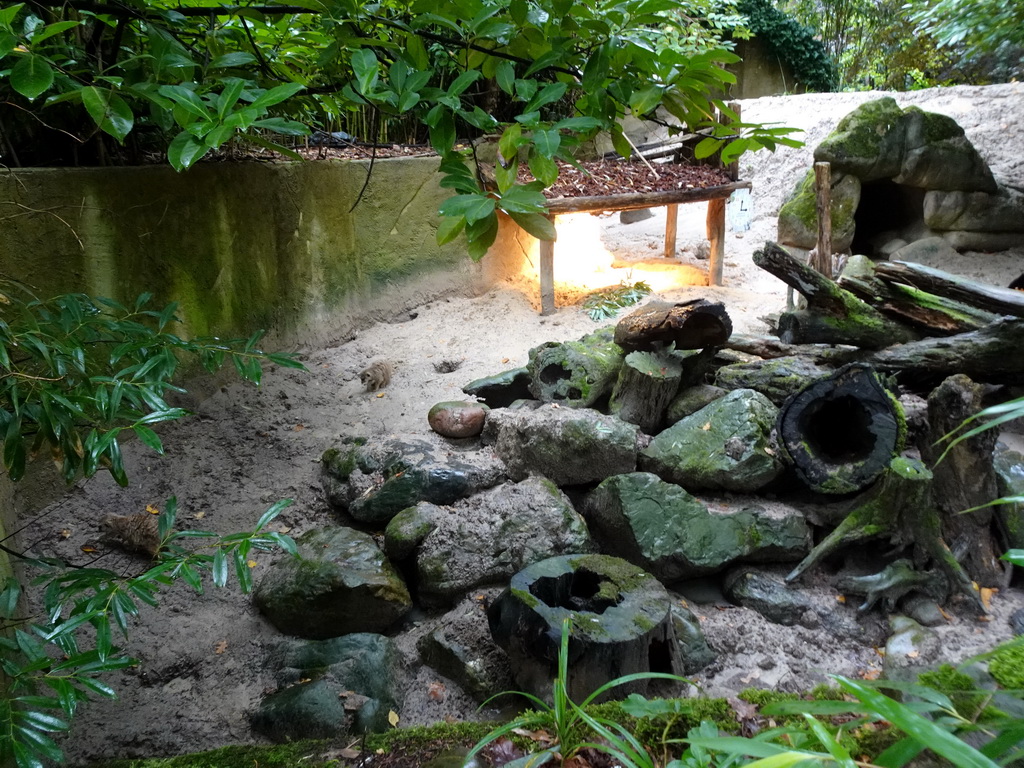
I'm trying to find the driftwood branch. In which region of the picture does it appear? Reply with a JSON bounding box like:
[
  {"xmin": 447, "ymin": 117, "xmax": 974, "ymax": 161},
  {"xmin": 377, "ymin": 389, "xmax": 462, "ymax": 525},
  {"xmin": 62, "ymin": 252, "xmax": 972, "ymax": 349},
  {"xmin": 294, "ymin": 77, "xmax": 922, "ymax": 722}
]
[{"xmin": 874, "ymin": 261, "xmax": 1024, "ymax": 317}]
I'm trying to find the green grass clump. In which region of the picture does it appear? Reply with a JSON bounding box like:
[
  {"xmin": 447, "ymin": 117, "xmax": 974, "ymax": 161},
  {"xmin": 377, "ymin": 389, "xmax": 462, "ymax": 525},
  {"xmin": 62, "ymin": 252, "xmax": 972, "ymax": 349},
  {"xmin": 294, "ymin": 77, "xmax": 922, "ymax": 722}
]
[{"xmin": 988, "ymin": 641, "xmax": 1024, "ymax": 691}]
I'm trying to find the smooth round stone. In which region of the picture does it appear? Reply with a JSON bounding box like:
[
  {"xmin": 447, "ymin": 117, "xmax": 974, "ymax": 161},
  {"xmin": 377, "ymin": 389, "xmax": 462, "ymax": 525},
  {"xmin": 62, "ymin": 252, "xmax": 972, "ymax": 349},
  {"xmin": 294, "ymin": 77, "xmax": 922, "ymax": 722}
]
[{"xmin": 428, "ymin": 400, "xmax": 489, "ymax": 438}]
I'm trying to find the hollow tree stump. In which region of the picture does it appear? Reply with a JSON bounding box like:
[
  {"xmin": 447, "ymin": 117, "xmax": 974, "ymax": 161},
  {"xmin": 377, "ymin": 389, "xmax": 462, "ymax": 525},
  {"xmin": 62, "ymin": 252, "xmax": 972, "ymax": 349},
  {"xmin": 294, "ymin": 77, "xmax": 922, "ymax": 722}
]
[
  {"xmin": 487, "ymin": 554, "xmax": 682, "ymax": 703},
  {"xmin": 778, "ymin": 363, "xmax": 904, "ymax": 495},
  {"xmin": 613, "ymin": 299, "xmax": 732, "ymax": 353},
  {"xmin": 527, "ymin": 328, "xmax": 625, "ymax": 407},
  {"xmin": 609, "ymin": 351, "xmax": 683, "ymax": 433},
  {"xmin": 920, "ymin": 375, "xmax": 1008, "ymax": 588}
]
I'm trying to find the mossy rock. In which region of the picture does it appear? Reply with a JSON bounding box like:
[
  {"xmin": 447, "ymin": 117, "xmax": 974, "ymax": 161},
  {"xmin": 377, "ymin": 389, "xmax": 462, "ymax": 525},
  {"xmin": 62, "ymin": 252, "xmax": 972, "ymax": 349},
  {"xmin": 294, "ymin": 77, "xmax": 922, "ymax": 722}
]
[
  {"xmin": 526, "ymin": 326, "xmax": 626, "ymax": 407},
  {"xmin": 777, "ymin": 168, "xmax": 860, "ymax": 252}
]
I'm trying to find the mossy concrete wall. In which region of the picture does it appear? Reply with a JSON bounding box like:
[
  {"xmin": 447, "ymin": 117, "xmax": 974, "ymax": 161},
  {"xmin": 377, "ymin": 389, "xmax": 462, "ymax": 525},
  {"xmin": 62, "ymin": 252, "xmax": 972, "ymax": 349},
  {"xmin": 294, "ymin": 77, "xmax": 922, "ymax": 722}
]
[
  {"xmin": 729, "ymin": 38, "xmax": 802, "ymax": 99},
  {"xmin": 0, "ymin": 158, "xmax": 518, "ymax": 349}
]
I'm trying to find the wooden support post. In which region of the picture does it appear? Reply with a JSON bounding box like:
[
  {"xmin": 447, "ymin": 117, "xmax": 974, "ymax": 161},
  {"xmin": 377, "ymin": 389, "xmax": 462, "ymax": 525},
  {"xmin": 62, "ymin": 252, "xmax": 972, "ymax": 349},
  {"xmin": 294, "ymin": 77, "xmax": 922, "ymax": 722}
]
[
  {"xmin": 706, "ymin": 197, "xmax": 726, "ymax": 286},
  {"xmin": 813, "ymin": 161, "xmax": 832, "ymax": 277},
  {"xmin": 664, "ymin": 203, "xmax": 679, "ymax": 258},
  {"xmin": 540, "ymin": 215, "xmax": 556, "ymax": 316}
]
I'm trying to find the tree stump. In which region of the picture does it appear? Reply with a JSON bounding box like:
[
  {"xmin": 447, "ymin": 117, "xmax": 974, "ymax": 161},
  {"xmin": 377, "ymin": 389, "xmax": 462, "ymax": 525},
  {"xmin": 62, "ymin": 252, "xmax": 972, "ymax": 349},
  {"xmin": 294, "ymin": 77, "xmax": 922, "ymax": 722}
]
[
  {"xmin": 613, "ymin": 299, "xmax": 732, "ymax": 352},
  {"xmin": 786, "ymin": 456, "xmax": 984, "ymax": 613},
  {"xmin": 778, "ymin": 363, "xmax": 904, "ymax": 495},
  {"xmin": 487, "ymin": 554, "xmax": 682, "ymax": 703},
  {"xmin": 609, "ymin": 351, "xmax": 683, "ymax": 433},
  {"xmin": 920, "ymin": 375, "xmax": 1008, "ymax": 588}
]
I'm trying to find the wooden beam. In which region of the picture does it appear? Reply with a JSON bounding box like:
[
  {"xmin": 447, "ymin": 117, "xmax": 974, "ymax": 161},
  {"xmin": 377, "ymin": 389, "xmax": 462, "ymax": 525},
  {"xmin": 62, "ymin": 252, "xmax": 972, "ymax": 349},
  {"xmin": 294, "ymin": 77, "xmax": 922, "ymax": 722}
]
[
  {"xmin": 540, "ymin": 216, "xmax": 556, "ymax": 316},
  {"xmin": 707, "ymin": 197, "xmax": 726, "ymax": 286},
  {"xmin": 664, "ymin": 203, "xmax": 679, "ymax": 258},
  {"xmin": 544, "ymin": 180, "xmax": 750, "ymax": 215}
]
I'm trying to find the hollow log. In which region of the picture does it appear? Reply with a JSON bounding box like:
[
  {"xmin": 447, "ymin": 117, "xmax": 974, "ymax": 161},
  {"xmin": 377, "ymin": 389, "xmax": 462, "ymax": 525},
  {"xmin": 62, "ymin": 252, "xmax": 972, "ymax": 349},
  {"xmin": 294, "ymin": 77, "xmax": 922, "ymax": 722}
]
[
  {"xmin": 920, "ymin": 375, "xmax": 1008, "ymax": 588},
  {"xmin": 614, "ymin": 299, "xmax": 732, "ymax": 352},
  {"xmin": 609, "ymin": 351, "xmax": 683, "ymax": 433},
  {"xmin": 487, "ymin": 554, "xmax": 682, "ymax": 703},
  {"xmin": 838, "ymin": 255, "xmax": 1000, "ymax": 336},
  {"xmin": 778, "ymin": 363, "xmax": 904, "ymax": 495},
  {"xmin": 786, "ymin": 456, "xmax": 984, "ymax": 613},
  {"xmin": 527, "ymin": 327, "xmax": 625, "ymax": 407},
  {"xmin": 752, "ymin": 241, "xmax": 916, "ymax": 349},
  {"xmin": 875, "ymin": 260, "xmax": 1024, "ymax": 318}
]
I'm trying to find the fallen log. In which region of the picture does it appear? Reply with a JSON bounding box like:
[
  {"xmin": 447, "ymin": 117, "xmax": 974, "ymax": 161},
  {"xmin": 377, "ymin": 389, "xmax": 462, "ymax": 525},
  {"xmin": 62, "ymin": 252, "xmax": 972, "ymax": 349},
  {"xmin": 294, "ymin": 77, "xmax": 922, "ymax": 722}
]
[
  {"xmin": 875, "ymin": 260, "xmax": 1024, "ymax": 317},
  {"xmin": 777, "ymin": 363, "xmax": 904, "ymax": 495},
  {"xmin": 609, "ymin": 351, "xmax": 683, "ymax": 433},
  {"xmin": 614, "ymin": 299, "xmax": 732, "ymax": 352},
  {"xmin": 752, "ymin": 242, "xmax": 916, "ymax": 349},
  {"xmin": 839, "ymin": 255, "xmax": 1000, "ymax": 336}
]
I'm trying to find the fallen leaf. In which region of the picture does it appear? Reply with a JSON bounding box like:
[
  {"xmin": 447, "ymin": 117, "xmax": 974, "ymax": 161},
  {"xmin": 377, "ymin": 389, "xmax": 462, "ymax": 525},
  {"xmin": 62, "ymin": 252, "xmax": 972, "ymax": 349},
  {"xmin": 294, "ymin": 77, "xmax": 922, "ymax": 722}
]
[
  {"xmin": 214, "ymin": 640, "xmax": 228, "ymax": 654},
  {"xmin": 836, "ymin": 595, "xmax": 847, "ymax": 604},
  {"xmin": 906, "ymin": 650, "xmax": 919, "ymax": 658},
  {"xmin": 293, "ymin": 424, "xmax": 305, "ymax": 431},
  {"xmin": 427, "ymin": 681, "xmax": 445, "ymax": 701},
  {"xmin": 501, "ymin": 358, "xmax": 510, "ymax": 363},
  {"xmin": 938, "ymin": 605, "xmax": 953, "ymax": 621},
  {"xmin": 247, "ymin": 560, "xmax": 258, "ymax": 568},
  {"xmin": 861, "ymin": 669, "xmax": 881, "ymax": 680},
  {"xmin": 981, "ymin": 587, "xmax": 996, "ymax": 610},
  {"xmin": 376, "ymin": 392, "xmax": 385, "ymax": 399},
  {"xmin": 60, "ymin": 529, "xmax": 71, "ymax": 539},
  {"xmin": 977, "ymin": 615, "xmax": 991, "ymax": 622},
  {"xmin": 277, "ymin": 525, "xmax": 291, "ymax": 533},
  {"xmin": 193, "ymin": 511, "xmax": 206, "ymax": 520},
  {"xmin": 146, "ymin": 504, "xmax": 160, "ymax": 515},
  {"xmin": 388, "ymin": 709, "xmax": 400, "ymax": 727},
  {"xmin": 80, "ymin": 544, "xmax": 98, "ymax": 553},
  {"xmin": 701, "ymin": 422, "xmax": 711, "ymax": 431}
]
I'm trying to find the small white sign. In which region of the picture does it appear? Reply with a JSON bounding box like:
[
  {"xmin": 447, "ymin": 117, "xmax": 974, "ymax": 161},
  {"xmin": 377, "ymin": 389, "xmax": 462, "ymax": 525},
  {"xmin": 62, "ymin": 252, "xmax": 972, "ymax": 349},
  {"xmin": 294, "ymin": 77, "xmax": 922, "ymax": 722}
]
[{"xmin": 726, "ymin": 189, "xmax": 752, "ymax": 232}]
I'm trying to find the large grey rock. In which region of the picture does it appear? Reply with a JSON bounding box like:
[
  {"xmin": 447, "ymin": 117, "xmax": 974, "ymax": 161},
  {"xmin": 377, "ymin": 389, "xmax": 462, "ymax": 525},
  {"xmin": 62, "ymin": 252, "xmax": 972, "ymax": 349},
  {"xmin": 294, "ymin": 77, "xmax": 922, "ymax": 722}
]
[
  {"xmin": 640, "ymin": 389, "xmax": 784, "ymax": 492},
  {"xmin": 252, "ymin": 633, "xmax": 400, "ymax": 741},
  {"xmin": 993, "ymin": 445, "xmax": 1024, "ymax": 550},
  {"xmin": 416, "ymin": 590, "xmax": 514, "ymax": 699},
  {"xmin": 715, "ymin": 356, "xmax": 833, "ymax": 406},
  {"xmin": 386, "ymin": 476, "xmax": 595, "ymax": 605},
  {"xmin": 482, "ymin": 404, "xmax": 640, "ymax": 485},
  {"xmin": 889, "ymin": 236, "xmax": 960, "ymax": 265},
  {"xmin": 777, "ymin": 169, "xmax": 860, "ymax": 252},
  {"xmin": 894, "ymin": 108, "xmax": 996, "ymax": 192},
  {"xmin": 320, "ymin": 435, "xmax": 506, "ymax": 524},
  {"xmin": 254, "ymin": 526, "xmax": 412, "ymax": 639},
  {"xmin": 585, "ymin": 473, "xmax": 810, "ymax": 580},
  {"xmin": 883, "ymin": 615, "xmax": 941, "ymax": 681},
  {"xmin": 723, "ymin": 567, "xmax": 818, "ymax": 626},
  {"xmin": 925, "ymin": 187, "xmax": 1024, "ymax": 233},
  {"xmin": 671, "ymin": 603, "xmax": 716, "ymax": 674}
]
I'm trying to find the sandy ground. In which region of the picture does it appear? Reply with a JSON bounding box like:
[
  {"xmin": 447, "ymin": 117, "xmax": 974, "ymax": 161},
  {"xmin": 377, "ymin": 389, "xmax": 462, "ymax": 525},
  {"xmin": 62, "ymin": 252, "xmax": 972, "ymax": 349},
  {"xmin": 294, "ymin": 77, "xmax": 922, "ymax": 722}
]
[{"xmin": 16, "ymin": 82, "xmax": 1024, "ymax": 765}]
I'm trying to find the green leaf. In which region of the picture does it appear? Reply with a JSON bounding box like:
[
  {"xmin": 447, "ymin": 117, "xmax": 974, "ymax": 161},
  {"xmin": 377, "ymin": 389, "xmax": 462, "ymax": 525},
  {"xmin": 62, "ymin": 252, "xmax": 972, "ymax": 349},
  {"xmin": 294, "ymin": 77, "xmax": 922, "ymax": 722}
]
[
  {"xmin": 249, "ymin": 82, "xmax": 304, "ymax": 110},
  {"xmin": 27, "ymin": 20, "xmax": 80, "ymax": 46},
  {"xmin": 465, "ymin": 212, "xmax": 499, "ymax": 261},
  {"xmin": 438, "ymin": 193, "xmax": 495, "ymax": 224},
  {"xmin": 208, "ymin": 52, "xmax": 257, "ymax": 68},
  {"xmin": 81, "ymin": 87, "xmax": 134, "ymax": 143},
  {"xmin": 835, "ymin": 677, "xmax": 1000, "ymax": 768},
  {"xmin": 495, "ymin": 60, "xmax": 515, "ymax": 94},
  {"xmin": 508, "ymin": 211, "xmax": 555, "ymax": 241},
  {"xmin": 10, "ymin": 53, "xmax": 54, "ymax": 100},
  {"xmin": 0, "ymin": 4, "xmax": 24, "ymax": 29},
  {"xmin": 351, "ymin": 48, "xmax": 379, "ymax": 94},
  {"xmin": 498, "ymin": 123, "xmax": 522, "ymax": 161},
  {"xmin": 436, "ymin": 214, "xmax": 466, "ymax": 246},
  {"xmin": 167, "ymin": 131, "xmax": 211, "ymax": 171},
  {"xmin": 447, "ymin": 69, "xmax": 482, "ymax": 96},
  {"xmin": 553, "ymin": 116, "xmax": 602, "ymax": 133},
  {"xmin": 212, "ymin": 548, "xmax": 228, "ymax": 588},
  {"xmin": 532, "ymin": 128, "xmax": 560, "ymax": 158},
  {"xmin": 252, "ymin": 117, "xmax": 309, "ymax": 136},
  {"xmin": 158, "ymin": 85, "xmax": 210, "ymax": 120},
  {"xmin": 528, "ymin": 153, "xmax": 559, "ymax": 186},
  {"xmin": 496, "ymin": 183, "xmax": 547, "ymax": 214},
  {"xmin": 427, "ymin": 108, "xmax": 456, "ymax": 154}
]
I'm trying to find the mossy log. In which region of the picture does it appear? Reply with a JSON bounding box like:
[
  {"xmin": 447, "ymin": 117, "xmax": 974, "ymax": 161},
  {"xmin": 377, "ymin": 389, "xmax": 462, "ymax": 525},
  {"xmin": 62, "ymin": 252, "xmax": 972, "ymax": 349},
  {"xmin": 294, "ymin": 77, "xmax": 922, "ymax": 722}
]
[
  {"xmin": 527, "ymin": 327, "xmax": 626, "ymax": 407},
  {"xmin": 778, "ymin": 363, "xmax": 905, "ymax": 494},
  {"xmin": 487, "ymin": 554, "xmax": 682, "ymax": 703},
  {"xmin": 753, "ymin": 241, "xmax": 916, "ymax": 349},
  {"xmin": 786, "ymin": 456, "xmax": 984, "ymax": 612},
  {"xmin": 613, "ymin": 299, "xmax": 732, "ymax": 352},
  {"xmin": 609, "ymin": 350, "xmax": 683, "ymax": 433},
  {"xmin": 919, "ymin": 375, "xmax": 1008, "ymax": 588},
  {"xmin": 838, "ymin": 255, "xmax": 999, "ymax": 336},
  {"xmin": 875, "ymin": 260, "xmax": 1024, "ymax": 318}
]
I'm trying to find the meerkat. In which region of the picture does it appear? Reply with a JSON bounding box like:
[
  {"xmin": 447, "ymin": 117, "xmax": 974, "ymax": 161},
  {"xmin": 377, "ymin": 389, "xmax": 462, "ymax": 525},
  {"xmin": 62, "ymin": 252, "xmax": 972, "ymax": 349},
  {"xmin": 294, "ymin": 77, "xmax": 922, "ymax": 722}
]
[
  {"xmin": 101, "ymin": 513, "xmax": 163, "ymax": 557},
  {"xmin": 359, "ymin": 360, "xmax": 393, "ymax": 391}
]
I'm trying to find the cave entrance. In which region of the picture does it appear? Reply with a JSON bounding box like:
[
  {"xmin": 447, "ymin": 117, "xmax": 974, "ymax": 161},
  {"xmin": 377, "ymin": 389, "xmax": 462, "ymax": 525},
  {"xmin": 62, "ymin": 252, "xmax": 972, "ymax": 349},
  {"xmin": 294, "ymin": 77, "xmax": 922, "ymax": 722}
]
[{"xmin": 851, "ymin": 179, "xmax": 926, "ymax": 256}]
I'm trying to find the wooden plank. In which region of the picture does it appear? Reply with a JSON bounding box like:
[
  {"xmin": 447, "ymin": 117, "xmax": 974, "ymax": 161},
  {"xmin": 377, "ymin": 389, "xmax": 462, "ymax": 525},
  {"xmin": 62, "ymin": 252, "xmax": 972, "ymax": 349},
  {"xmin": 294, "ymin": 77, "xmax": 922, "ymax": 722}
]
[
  {"xmin": 544, "ymin": 180, "xmax": 750, "ymax": 215},
  {"xmin": 664, "ymin": 203, "xmax": 679, "ymax": 258},
  {"xmin": 707, "ymin": 197, "xmax": 726, "ymax": 286},
  {"xmin": 813, "ymin": 162, "xmax": 833, "ymax": 276},
  {"xmin": 540, "ymin": 218, "xmax": 556, "ymax": 316}
]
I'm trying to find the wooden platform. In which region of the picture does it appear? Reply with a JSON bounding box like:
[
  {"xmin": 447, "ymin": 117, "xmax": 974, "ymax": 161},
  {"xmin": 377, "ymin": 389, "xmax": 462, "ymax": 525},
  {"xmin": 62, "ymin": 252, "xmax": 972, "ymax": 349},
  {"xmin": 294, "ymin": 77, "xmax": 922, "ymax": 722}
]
[{"xmin": 537, "ymin": 180, "xmax": 752, "ymax": 315}]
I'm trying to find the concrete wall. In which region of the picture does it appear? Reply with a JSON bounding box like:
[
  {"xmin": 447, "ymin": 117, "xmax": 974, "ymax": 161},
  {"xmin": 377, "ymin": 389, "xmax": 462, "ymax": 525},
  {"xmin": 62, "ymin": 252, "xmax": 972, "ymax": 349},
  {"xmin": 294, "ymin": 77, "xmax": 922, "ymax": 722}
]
[
  {"xmin": 729, "ymin": 38, "xmax": 803, "ymax": 99},
  {"xmin": 1, "ymin": 157, "xmax": 515, "ymax": 351}
]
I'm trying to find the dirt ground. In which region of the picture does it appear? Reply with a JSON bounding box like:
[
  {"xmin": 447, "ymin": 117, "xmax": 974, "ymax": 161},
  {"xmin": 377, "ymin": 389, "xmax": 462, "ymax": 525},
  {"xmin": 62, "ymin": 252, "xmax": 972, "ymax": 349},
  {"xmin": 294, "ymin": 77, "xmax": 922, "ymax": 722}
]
[{"xmin": 17, "ymin": 82, "xmax": 1024, "ymax": 765}]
